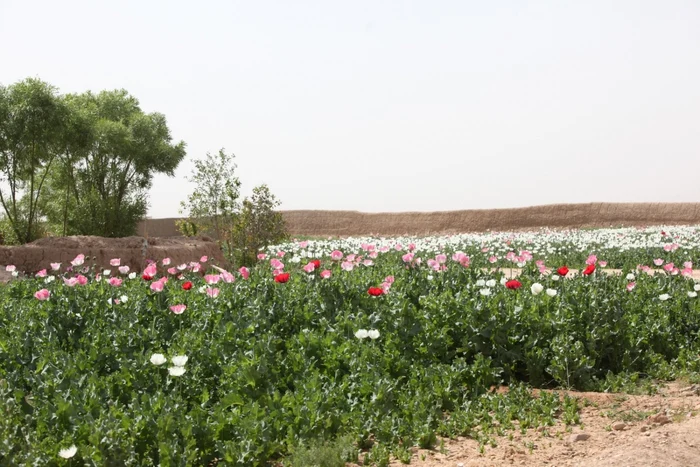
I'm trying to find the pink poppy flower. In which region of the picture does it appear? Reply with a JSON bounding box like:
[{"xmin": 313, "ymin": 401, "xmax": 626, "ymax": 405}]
[
  {"xmin": 341, "ymin": 261, "xmax": 354, "ymax": 272},
  {"xmin": 626, "ymin": 282, "xmax": 636, "ymax": 292},
  {"xmin": 71, "ymin": 254, "xmax": 85, "ymax": 267},
  {"xmin": 402, "ymin": 253, "xmax": 414, "ymax": 263},
  {"xmin": 170, "ymin": 304, "xmax": 186, "ymax": 314},
  {"xmin": 277, "ymin": 251, "xmax": 286, "ymax": 257},
  {"xmin": 150, "ymin": 281, "xmax": 164, "ymax": 292},
  {"xmin": 684, "ymin": 261, "xmax": 693, "ymax": 269},
  {"xmin": 654, "ymin": 258, "xmax": 664, "ymax": 266},
  {"xmin": 363, "ymin": 260, "xmax": 374, "ymax": 267},
  {"xmin": 204, "ymin": 274, "xmax": 221, "ymax": 285},
  {"xmin": 379, "ymin": 246, "xmax": 389, "ymax": 253},
  {"xmin": 299, "ymin": 241, "xmax": 308, "ymax": 248},
  {"xmin": 369, "ymin": 251, "xmax": 378, "ymax": 259},
  {"xmin": 384, "ymin": 275, "xmax": 395, "ymax": 284},
  {"xmin": 641, "ymin": 265, "xmax": 652, "ymax": 273},
  {"xmin": 200, "ymin": 256, "xmax": 208, "ymax": 263},
  {"xmin": 110, "ymin": 258, "xmax": 121, "ymax": 266},
  {"xmin": 585, "ymin": 255, "xmax": 597, "ymax": 265},
  {"xmin": 481, "ymin": 247, "xmax": 490, "ymax": 253},
  {"xmin": 436, "ymin": 254, "xmax": 447, "ymax": 264},
  {"xmin": 221, "ymin": 271, "xmax": 235, "ymax": 283},
  {"xmin": 330, "ymin": 250, "xmax": 343, "ymax": 261},
  {"xmin": 50, "ymin": 263, "xmax": 61, "ymax": 271},
  {"xmin": 599, "ymin": 261, "xmax": 607, "ymax": 268},
  {"xmin": 76, "ymin": 275, "xmax": 88, "ymax": 286},
  {"xmin": 346, "ymin": 254, "xmax": 356, "ymax": 262},
  {"xmin": 35, "ymin": 269, "xmax": 47, "ymax": 278},
  {"xmin": 270, "ymin": 259, "xmax": 284, "ymax": 270},
  {"xmin": 177, "ymin": 263, "xmax": 187, "ymax": 271},
  {"xmin": 489, "ymin": 256, "xmax": 498, "ymax": 264},
  {"xmin": 63, "ymin": 277, "xmax": 79, "ymax": 287},
  {"xmin": 34, "ymin": 289, "xmax": 51, "ymax": 301},
  {"xmin": 257, "ymin": 253, "xmax": 267, "ymax": 260},
  {"xmin": 206, "ymin": 287, "xmax": 220, "ymax": 298},
  {"xmin": 119, "ymin": 265, "xmax": 130, "ymax": 274},
  {"xmin": 681, "ymin": 268, "xmax": 693, "ymax": 277},
  {"xmin": 320, "ymin": 269, "xmax": 332, "ymax": 279},
  {"xmin": 239, "ymin": 267, "xmax": 250, "ymax": 279},
  {"xmin": 663, "ymin": 263, "xmax": 675, "ymax": 272},
  {"xmin": 109, "ymin": 277, "xmax": 123, "ymax": 287},
  {"xmin": 167, "ymin": 267, "xmax": 177, "ymax": 275},
  {"xmin": 144, "ymin": 264, "xmax": 157, "ymax": 277},
  {"xmin": 303, "ymin": 262, "xmax": 315, "ymax": 273},
  {"xmin": 191, "ymin": 263, "xmax": 201, "ymax": 273},
  {"xmin": 408, "ymin": 243, "xmax": 416, "ymax": 251},
  {"xmin": 162, "ymin": 257, "xmax": 171, "ymax": 266},
  {"xmin": 394, "ymin": 243, "xmax": 403, "ymax": 251}
]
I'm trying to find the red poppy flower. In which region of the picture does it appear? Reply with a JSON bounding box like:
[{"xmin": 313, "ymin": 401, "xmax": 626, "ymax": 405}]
[
  {"xmin": 142, "ymin": 274, "xmax": 153, "ymax": 281},
  {"xmin": 557, "ymin": 266, "xmax": 569, "ymax": 277},
  {"xmin": 368, "ymin": 287, "xmax": 384, "ymax": 296},
  {"xmin": 582, "ymin": 264, "xmax": 596, "ymax": 276},
  {"xmin": 182, "ymin": 281, "xmax": 193, "ymax": 290},
  {"xmin": 505, "ymin": 280, "xmax": 522, "ymax": 290},
  {"xmin": 311, "ymin": 259, "xmax": 321, "ymax": 270},
  {"xmin": 274, "ymin": 272, "xmax": 290, "ymax": 283}
]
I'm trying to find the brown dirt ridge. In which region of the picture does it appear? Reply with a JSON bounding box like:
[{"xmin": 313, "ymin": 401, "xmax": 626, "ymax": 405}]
[{"xmin": 138, "ymin": 203, "xmax": 700, "ymax": 237}]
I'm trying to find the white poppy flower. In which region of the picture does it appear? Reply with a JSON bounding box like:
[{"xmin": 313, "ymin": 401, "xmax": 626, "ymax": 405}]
[
  {"xmin": 546, "ymin": 289, "xmax": 557, "ymax": 297},
  {"xmin": 626, "ymin": 273, "xmax": 635, "ymax": 281},
  {"xmin": 171, "ymin": 355, "xmax": 188, "ymax": 367},
  {"xmin": 367, "ymin": 329, "xmax": 380, "ymax": 339},
  {"xmin": 59, "ymin": 445, "xmax": 77, "ymax": 459},
  {"xmin": 128, "ymin": 272, "xmax": 137, "ymax": 279},
  {"xmin": 476, "ymin": 279, "xmax": 486, "ymax": 287},
  {"xmin": 479, "ymin": 288, "xmax": 491, "ymax": 296},
  {"xmin": 150, "ymin": 353, "xmax": 167, "ymax": 365},
  {"xmin": 688, "ymin": 291, "xmax": 698, "ymax": 298},
  {"xmin": 168, "ymin": 366, "xmax": 186, "ymax": 376},
  {"xmin": 659, "ymin": 294, "xmax": 670, "ymax": 301},
  {"xmin": 355, "ymin": 329, "xmax": 369, "ymax": 339},
  {"xmin": 120, "ymin": 295, "xmax": 128, "ymax": 303},
  {"xmin": 485, "ymin": 279, "xmax": 496, "ymax": 288},
  {"xmin": 694, "ymin": 284, "xmax": 700, "ymax": 291},
  {"xmin": 530, "ymin": 283, "xmax": 544, "ymax": 295},
  {"xmin": 552, "ymin": 275, "xmax": 560, "ymax": 281}
]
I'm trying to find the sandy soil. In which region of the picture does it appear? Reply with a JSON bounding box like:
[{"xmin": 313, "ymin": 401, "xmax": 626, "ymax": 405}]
[{"xmin": 381, "ymin": 382, "xmax": 700, "ymax": 467}]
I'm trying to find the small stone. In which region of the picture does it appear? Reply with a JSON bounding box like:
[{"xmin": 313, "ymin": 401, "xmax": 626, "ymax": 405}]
[
  {"xmin": 640, "ymin": 426, "xmax": 650, "ymax": 432},
  {"xmin": 644, "ymin": 432, "xmax": 651, "ymax": 437},
  {"xmin": 457, "ymin": 464, "xmax": 464, "ymax": 467},
  {"xmin": 612, "ymin": 422, "xmax": 626, "ymax": 431},
  {"xmin": 649, "ymin": 413, "xmax": 671, "ymax": 425},
  {"xmin": 569, "ymin": 433, "xmax": 591, "ymax": 443}
]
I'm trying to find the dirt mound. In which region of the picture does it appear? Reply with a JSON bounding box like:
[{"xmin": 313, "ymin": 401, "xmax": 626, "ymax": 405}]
[
  {"xmin": 0, "ymin": 235, "xmax": 226, "ymax": 275},
  {"xmin": 388, "ymin": 382, "xmax": 700, "ymax": 467},
  {"xmin": 137, "ymin": 203, "xmax": 700, "ymax": 238}
]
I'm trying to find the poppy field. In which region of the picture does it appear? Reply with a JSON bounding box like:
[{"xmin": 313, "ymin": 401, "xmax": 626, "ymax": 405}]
[{"xmin": 2, "ymin": 225, "xmax": 700, "ymax": 465}]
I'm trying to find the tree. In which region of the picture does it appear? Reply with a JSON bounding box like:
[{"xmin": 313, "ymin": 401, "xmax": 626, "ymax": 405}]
[
  {"xmin": 0, "ymin": 78, "xmax": 67, "ymax": 243},
  {"xmin": 48, "ymin": 90, "xmax": 186, "ymax": 237},
  {"xmin": 231, "ymin": 185, "xmax": 287, "ymax": 266},
  {"xmin": 179, "ymin": 151, "xmax": 288, "ymax": 266},
  {"xmin": 178, "ymin": 149, "xmax": 241, "ymax": 253}
]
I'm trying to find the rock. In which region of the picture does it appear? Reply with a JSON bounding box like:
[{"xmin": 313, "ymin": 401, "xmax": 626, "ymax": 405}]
[
  {"xmin": 569, "ymin": 433, "xmax": 591, "ymax": 443},
  {"xmin": 612, "ymin": 422, "xmax": 626, "ymax": 431},
  {"xmin": 640, "ymin": 425, "xmax": 650, "ymax": 432},
  {"xmin": 649, "ymin": 413, "xmax": 672, "ymax": 425}
]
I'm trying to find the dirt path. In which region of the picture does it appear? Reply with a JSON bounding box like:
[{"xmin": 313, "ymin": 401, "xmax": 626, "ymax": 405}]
[{"xmin": 384, "ymin": 382, "xmax": 700, "ymax": 466}]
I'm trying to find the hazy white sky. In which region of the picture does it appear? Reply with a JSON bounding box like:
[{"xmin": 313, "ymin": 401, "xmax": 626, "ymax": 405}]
[{"xmin": 1, "ymin": 0, "xmax": 699, "ymax": 218}]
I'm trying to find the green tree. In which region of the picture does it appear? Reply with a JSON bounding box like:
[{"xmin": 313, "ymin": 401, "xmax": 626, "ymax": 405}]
[
  {"xmin": 178, "ymin": 149, "xmax": 242, "ymax": 253},
  {"xmin": 179, "ymin": 150, "xmax": 287, "ymax": 266},
  {"xmin": 48, "ymin": 89, "xmax": 186, "ymax": 237},
  {"xmin": 0, "ymin": 78, "xmax": 67, "ymax": 243},
  {"xmin": 232, "ymin": 184, "xmax": 288, "ymax": 266}
]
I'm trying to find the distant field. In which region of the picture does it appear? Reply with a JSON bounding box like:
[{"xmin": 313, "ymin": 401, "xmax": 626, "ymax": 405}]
[{"xmin": 139, "ymin": 202, "xmax": 700, "ymax": 237}]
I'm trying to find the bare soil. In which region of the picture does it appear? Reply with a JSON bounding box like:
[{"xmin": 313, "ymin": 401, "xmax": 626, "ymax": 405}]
[{"xmin": 382, "ymin": 382, "xmax": 700, "ymax": 467}]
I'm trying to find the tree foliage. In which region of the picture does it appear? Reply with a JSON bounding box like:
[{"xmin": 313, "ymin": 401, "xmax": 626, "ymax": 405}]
[
  {"xmin": 0, "ymin": 78, "xmax": 67, "ymax": 243},
  {"xmin": 179, "ymin": 149, "xmax": 287, "ymax": 266},
  {"xmin": 0, "ymin": 78, "xmax": 186, "ymax": 241}
]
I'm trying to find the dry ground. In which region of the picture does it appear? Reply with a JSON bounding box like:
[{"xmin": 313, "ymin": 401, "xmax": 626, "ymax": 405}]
[{"xmin": 381, "ymin": 382, "xmax": 700, "ymax": 467}]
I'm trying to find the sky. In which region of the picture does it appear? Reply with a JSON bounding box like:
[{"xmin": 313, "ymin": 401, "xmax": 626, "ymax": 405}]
[{"xmin": 1, "ymin": 0, "xmax": 699, "ymax": 218}]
